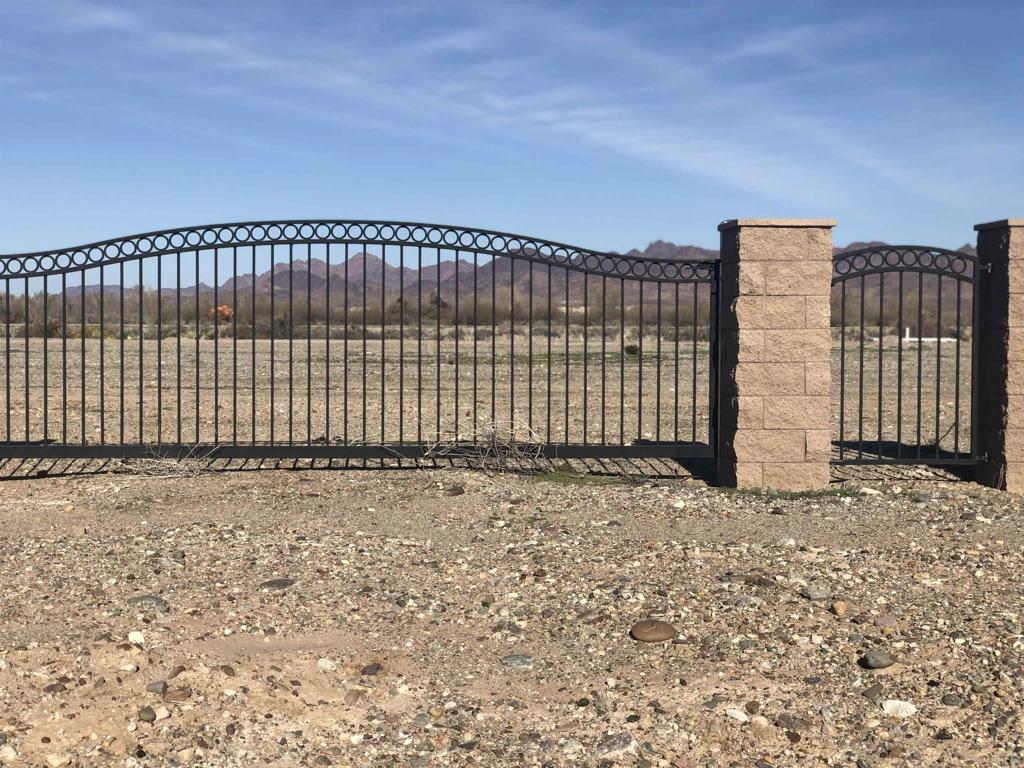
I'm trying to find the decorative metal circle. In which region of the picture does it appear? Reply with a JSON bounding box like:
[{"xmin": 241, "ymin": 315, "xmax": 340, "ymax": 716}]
[
  {"xmin": 833, "ymin": 245, "xmax": 977, "ymax": 284},
  {"xmin": 0, "ymin": 219, "xmax": 718, "ymax": 282}
]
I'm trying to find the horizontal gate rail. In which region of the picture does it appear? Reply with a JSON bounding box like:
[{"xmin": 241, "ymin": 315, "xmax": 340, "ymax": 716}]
[
  {"xmin": 831, "ymin": 245, "xmax": 979, "ymax": 466},
  {"xmin": 1, "ymin": 220, "xmax": 719, "ymax": 463}
]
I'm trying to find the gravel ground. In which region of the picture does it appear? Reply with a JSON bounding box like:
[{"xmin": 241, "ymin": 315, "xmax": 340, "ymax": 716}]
[{"xmin": 0, "ymin": 465, "xmax": 1021, "ymax": 767}]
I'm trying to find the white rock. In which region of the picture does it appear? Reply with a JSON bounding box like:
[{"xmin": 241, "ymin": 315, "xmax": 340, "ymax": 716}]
[
  {"xmin": 128, "ymin": 630, "xmax": 145, "ymax": 646},
  {"xmin": 0, "ymin": 744, "xmax": 18, "ymax": 762},
  {"xmin": 672, "ymin": 500, "xmax": 686, "ymax": 509},
  {"xmin": 881, "ymin": 699, "xmax": 917, "ymax": 718},
  {"xmin": 859, "ymin": 487, "xmax": 882, "ymax": 496},
  {"xmin": 317, "ymin": 658, "xmax": 337, "ymax": 672},
  {"xmin": 725, "ymin": 708, "xmax": 750, "ymax": 723},
  {"xmin": 154, "ymin": 706, "xmax": 171, "ymax": 721}
]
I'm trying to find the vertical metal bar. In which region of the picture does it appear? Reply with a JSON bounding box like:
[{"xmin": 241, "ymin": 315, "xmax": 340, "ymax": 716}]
[
  {"xmin": 877, "ymin": 273, "xmax": 884, "ymax": 457},
  {"xmin": 156, "ymin": 256, "xmax": 161, "ymax": 444},
  {"xmin": 935, "ymin": 274, "xmax": 943, "ymax": 457},
  {"xmin": 897, "ymin": 271, "xmax": 904, "ymax": 460},
  {"xmin": 708, "ymin": 264, "xmax": 721, "ymax": 451},
  {"xmin": 601, "ymin": 276, "xmax": 607, "ymax": 444},
  {"xmin": 99, "ymin": 269, "xmax": 106, "ymax": 443},
  {"xmin": 213, "ymin": 248, "xmax": 219, "ymax": 443},
  {"xmin": 916, "ymin": 270, "xmax": 923, "ymax": 458},
  {"xmin": 583, "ymin": 273, "xmax": 588, "ymax": 443},
  {"xmin": 435, "ymin": 247, "xmax": 441, "ymax": 441},
  {"xmin": 3, "ymin": 280, "xmax": 9, "ymax": 443},
  {"xmin": 455, "ymin": 248, "xmax": 460, "ymax": 439},
  {"xmin": 137, "ymin": 260, "xmax": 143, "ymax": 443},
  {"xmin": 655, "ymin": 282, "xmax": 661, "ymax": 442},
  {"xmin": 61, "ymin": 275, "xmax": 66, "ymax": 444},
  {"xmin": 673, "ymin": 282, "xmax": 680, "ymax": 443},
  {"xmin": 547, "ymin": 265, "xmax": 552, "ymax": 443},
  {"xmin": 620, "ymin": 279, "xmax": 625, "ymax": 444},
  {"xmin": 954, "ymin": 279, "xmax": 962, "ymax": 455},
  {"xmin": 288, "ymin": 243, "xmax": 294, "ymax": 445},
  {"xmin": 6, "ymin": 280, "xmax": 12, "ymax": 442},
  {"xmin": 271, "ymin": 245, "xmax": 276, "ymax": 442},
  {"xmin": 415, "ymin": 245, "xmax": 421, "ymax": 443},
  {"xmin": 43, "ymin": 277, "xmax": 49, "ymax": 443},
  {"xmin": 637, "ymin": 281, "xmax": 643, "ymax": 441},
  {"xmin": 492, "ymin": 255, "xmax": 497, "ymax": 432},
  {"xmin": 366, "ymin": 246, "xmax": 370, "ymax": 442},
  {"xmin": 564, "ymin": 268, "xmax": 569, "ymax": 442},
  {"xmin": 116, "ymin": 262, "xmax": 123, "ymax": 444},
  {"xmin": 326, "ymin": 243, "xmax": 332, "ymax": 444},
  {"xmin": 839, "ymin": 280, "xmax": 846, "ymax": 461},
  {"xmin": 195, "ymin": 250, "xmax": 200, "ymax": 444},
  {"xmin": 308, "ymin": 243, "xmax": 313, "ymax": 445},
  {"xmin": 509, "ymin": 258, "xmax": 515, "ymax": 437},
  {"xmin": 252, "ymin": 246, "xmax": 257, "ymax": 444},
  {"xmin": 381, "ymin": 244, "xmax": 386, "ymax": 444},
  {"xmin": 78, "ymin": 271, "xmax": 84, "ymax": 444},
  {"xmin": 528, "ymin": 261, "xmax": 534, "ymax": 436},
  {"xmin": 344, "ymin": 243, "xmax": 349, "ymax": 443},
  {"xmin": 175, "ymin": 255, "xmax": 180, "ymax": 443},
  {"xmin": 397, "ymin": 244, "xmax": 402, "ymax": 443},
  {"xmin": 857, "ymin": 275, "xmax": 865, "ymax": 459},
  {"xmin": 473, "ymin": 253, "xmax": 478, "ymax": 438},
  {"xmin": 25, "ymin": 277, "xmax": 31, "ymax": 442},
  {"xmin": 690, "ymin": 282, "xmax": 698, "ymax": 443},
  {"xmin": 232, "ymin": 246, "xmax": 237, "ymax": 445},
  {"xmin": 970, "ymin": 262, "xmax": 981, "ymax": 461}
]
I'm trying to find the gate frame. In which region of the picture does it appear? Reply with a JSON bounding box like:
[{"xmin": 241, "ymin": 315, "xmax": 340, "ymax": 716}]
[
  {"xmin": 830, "ymin": 244, "xmax": 981, "ymax": 467},
  {"xmin": 1, "ymin": 219, "xmax": 720, "ymax": 463}
]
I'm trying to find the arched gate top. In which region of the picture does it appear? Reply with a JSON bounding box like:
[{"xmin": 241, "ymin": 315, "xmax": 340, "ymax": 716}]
[
  {"xmin": 0, "ymin": 219, "xmax": 716, "ymax": 283},
  {"xmin": 833, "ymin": 245, "xmax": 977, "ymax": 283}
]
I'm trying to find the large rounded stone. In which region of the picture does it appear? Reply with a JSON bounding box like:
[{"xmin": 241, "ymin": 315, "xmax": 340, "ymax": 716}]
[{"xmin": 629, "ymin": 619, "xmax": 677, "ymax": 643}]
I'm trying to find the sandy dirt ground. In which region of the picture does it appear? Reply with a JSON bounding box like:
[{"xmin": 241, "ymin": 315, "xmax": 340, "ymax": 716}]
[{"xmin": 0, "ymin": 462, "xmax": 1020, "ymax": 767}]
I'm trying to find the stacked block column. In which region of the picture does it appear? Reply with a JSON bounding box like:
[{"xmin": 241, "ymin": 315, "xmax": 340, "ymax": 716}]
[
  {"xmin": 716, "ymin": 219, "xmax": 836, "ymax": 490},
  {"xmin": 974, "ymin": 219, "xmax": 1024, "ymax": 491}
]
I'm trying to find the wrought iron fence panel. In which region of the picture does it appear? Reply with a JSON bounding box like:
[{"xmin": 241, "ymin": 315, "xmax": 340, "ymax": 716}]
[{"xmin": 1, "ymin": 221, "xmax": 719, "ymax": 462}]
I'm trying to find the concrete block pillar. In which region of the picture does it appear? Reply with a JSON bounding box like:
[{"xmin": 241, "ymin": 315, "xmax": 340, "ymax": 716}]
[
  {"xmin": 974, "ymin": 219, "xmax": 1024, "ymax": 491},
  {"xmin": 716, "ymin": 219, "xmax": 836, "ymax": 490}
]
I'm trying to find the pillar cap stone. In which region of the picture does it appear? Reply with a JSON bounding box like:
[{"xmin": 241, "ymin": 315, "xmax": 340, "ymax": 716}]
[
  {"xmin": 975, "ymin": 219, "xmax": 1024, "ymax": 231},
  {"xmin": 718, "ymin": 219, "xmax": 837, "ymax": 232}
]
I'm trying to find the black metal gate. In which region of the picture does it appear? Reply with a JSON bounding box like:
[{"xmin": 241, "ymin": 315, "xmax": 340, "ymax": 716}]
[
  {"xmin": 832, "ymin": 245, "xmax": 979, "ymax": 465},
  {"xmin": 1, "ymin": 221, "xmax": 719, "ymax": 462}
]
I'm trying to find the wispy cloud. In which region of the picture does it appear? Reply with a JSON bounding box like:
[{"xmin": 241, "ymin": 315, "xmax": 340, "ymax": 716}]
[{"xmin": 32, "ymin": 0, "xmax": 1015, "ymax": 214}]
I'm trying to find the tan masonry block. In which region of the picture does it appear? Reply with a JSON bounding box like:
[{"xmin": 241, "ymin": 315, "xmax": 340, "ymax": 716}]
[
  {"xmin": 737, "ymin": 330, "xmax": 765, "ymax": 362},
  {"xmin": 804, "ymin": 296, "xmax": 832, "ymax": 329},
  {"xmin": 733, "ymin": 429, "xmax": 806, "ymax": 462},
  {"xmin": 765, "ymin": 262, "xmax": 834, "ymax": 296},
  {"xmin": 804, "ymin": 364, "xmax": 830, "ymax": 395},
  {"xmin": 732, "ymin": 296, "xmax": 807, "ymax": 330},
  {"xmin": 1006, "ymin": 396, "xmax": 1024, "ymax": 425},
  {"xmin": 762, "ymin": 329, "xmax": 831, "ymax": 362},
  {"xmin": 1004, "ymin": 463, "xmax": 1024, "ymax": 493},
  {"xmin": 1007, "ymin": 297, "xmax": 1024, "ymax": 329},
  {"xmin": 741, "ymin": 228, "xmax": 815, "ymax": 262},
  {"xmin": 738, "ymin": 262, "xmax": 766, "ymax": 295},
  {"xmin": 1002, "ymin": 429, "xmax": 1024, "ymax": 460},
  {"xmin": 762, "ymin": 396, "xmax": 830, "ymax": 430},
  {"xmin": 736, "ymin": 397, "xmax": 763, "ymax": 429},
  {"xmin": 733, "ymin": 362, "xmax": 807, "ymax": 395},
  {"xmin": 734, "ymin": 463, "xmax": 764, "ymax": 489},
  {"xmin": 1004, "ymin": 365, "xmax": 1024, "ymax": 396},
  {"xmin": 1007, "ymin": 329, "xmax": 1024, "ymax": 362},
  {"xmin": 804, "ymin": 227, "xmax": 837, "ymax": 259},
  {"xmin": 805, "ymin": 430, "xmax": 832, "ymax": 462},
  {"xmin": 761, "ymin": 462, "xmax": 830, "ymax": 491}
]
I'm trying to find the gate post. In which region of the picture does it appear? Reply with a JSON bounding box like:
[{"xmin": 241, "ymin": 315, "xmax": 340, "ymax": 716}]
[
  {"xmin": 973, "ymin": 219, "xmax": 1024, "ymax": 491},
  {"xmin": 716, "ymin": 219, "xmax": 836, "ymax": 490}
]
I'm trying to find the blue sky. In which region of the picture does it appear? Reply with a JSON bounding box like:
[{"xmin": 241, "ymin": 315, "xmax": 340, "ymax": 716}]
[{"xmin": 1, "ymin": 0, "xmax": 1021, "ymax": 255}]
